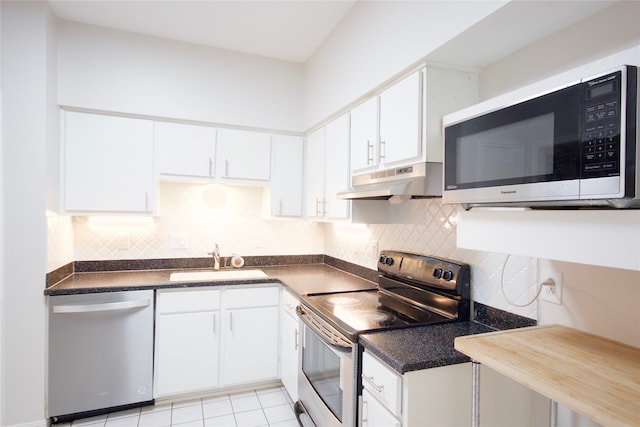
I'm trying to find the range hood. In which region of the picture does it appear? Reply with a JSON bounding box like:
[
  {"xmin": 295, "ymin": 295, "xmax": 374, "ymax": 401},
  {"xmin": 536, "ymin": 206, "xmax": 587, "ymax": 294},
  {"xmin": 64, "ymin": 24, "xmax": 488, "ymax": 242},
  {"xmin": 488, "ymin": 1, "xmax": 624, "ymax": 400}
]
[{"xmin": 337, "ymin": 162, "xmax": 442, "ymax": 202}]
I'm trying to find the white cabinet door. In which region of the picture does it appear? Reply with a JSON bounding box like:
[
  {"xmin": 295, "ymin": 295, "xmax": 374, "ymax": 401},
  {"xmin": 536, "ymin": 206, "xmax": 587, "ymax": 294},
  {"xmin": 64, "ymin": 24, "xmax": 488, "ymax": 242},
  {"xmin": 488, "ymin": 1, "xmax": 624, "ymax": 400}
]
[
  {"xmin": 271, "ymin": 135, "xmax": 304, "ymax": 217},
  {"xmin": 324, "ymin": 113, "xmax": 351, "ymax": 219},
  {"xmin": 280, "ymin": 291, "xmax": 300, "ymax": 401},
  {"xmin": 379, "ymin": 70, "xmax": 423, "ymax": 167},
  {"xmin": 155, "ymin": 289, "xmax": 221, "ymax": 398},
  {"xmin": 216, "ymin": 129, "xmax": 271, "ymax": 181},
  {"xmin": 63, "ymin": 111, "xmax": 154, "ymax": 213},
  {"xmin": 305, "ymin": 114, "xmax": 350, "ymax": 220},
  {"xmin": 220, "ymin": 286, "xmax": 280, "ymax": 387},
  {"xmin": 154, "ymin": 121, "xmax": 216, "ymax": 179},
  {"xmin": 350, "ymin": 97, "xmax": 378, "ymax": 173},
  {"xmin": 155, "ymin": 311, "xmax": 220, "ymax": 397},
  {"xmin": 221, "ymin": 306, "xmax": 280, "ymax": 386},
  {"xmin": 362, "ymin": 389, "xmax": 402, "ymax": 427},
  {"xmin": 305, "ymin": 127, "xmax": 326, "ymax": 218}
]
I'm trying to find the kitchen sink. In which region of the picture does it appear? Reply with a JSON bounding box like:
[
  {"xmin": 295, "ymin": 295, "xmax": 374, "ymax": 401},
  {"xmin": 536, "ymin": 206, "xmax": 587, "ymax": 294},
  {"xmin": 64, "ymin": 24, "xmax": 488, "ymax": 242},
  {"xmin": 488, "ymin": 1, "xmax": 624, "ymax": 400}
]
[{"xmin": 169, "ymin": 269, "xmax": 268, "ymax": 282}]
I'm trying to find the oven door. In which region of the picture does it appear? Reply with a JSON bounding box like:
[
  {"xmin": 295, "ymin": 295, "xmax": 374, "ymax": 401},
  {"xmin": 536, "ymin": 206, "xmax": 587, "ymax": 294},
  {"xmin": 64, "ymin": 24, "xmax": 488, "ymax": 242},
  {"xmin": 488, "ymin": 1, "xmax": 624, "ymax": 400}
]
[{"xmin": 296, "ymin": 305, "xmax": 358, "ymax": 427}]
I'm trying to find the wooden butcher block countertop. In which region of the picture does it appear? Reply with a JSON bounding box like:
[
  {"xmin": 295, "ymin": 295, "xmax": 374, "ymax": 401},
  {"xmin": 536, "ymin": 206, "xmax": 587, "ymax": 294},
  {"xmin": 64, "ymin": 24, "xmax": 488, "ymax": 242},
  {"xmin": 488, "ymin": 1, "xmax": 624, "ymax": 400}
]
[{"xmin": 454, "ymin": 324, "xmax": 640, "ymax": 427}]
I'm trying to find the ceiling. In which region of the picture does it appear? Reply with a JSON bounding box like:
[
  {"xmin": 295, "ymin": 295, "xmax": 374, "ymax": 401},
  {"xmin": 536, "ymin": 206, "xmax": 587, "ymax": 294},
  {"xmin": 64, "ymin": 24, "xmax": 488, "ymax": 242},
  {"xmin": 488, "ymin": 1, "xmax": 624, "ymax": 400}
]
[{"xmin": 48, "ymin": 0, "xmax": 356, "ymax": 63}]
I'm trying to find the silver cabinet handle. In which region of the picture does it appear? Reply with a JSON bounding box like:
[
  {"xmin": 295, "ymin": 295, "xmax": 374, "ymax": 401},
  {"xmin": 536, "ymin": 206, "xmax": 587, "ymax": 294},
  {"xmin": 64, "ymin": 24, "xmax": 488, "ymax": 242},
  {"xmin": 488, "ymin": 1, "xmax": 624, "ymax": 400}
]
[
  {"xmin": 361, "ymin": 398, "xmax": 369, "ymax": 425},
  {"xmin": 53, "ymin": 299, "xmax": 150, "ymax": 314},
  {"xmin": 209, "ymin": 158, "xmax": 213, "ymax": 177},
  {"xmin": 225, "ymin": 159, "xmax": 229, "ymax": 177},
  {"xmin": 379, "ymin": 138, "xmax": 386, "ymax": 161},
  {"xmin": 315, "ymin": 198, "xmax": 322, "ymax": 216},
  {"xmin": 229, "ymin": 312, "xmax": 233, "ymax": 332},
  {"xmin": 294, "ymin": 328, "xmax": 299, "ymax": 351},
  {"xmin": 362, "ymin": 374, "xmax": 384, "ymax": 393},
  {"xmin": 367, "ymin": 140, "xmax": 374, "ymax": 165},
  {"xmin": 213, "ymin": 313, "xmax": 217, "ymax": 334}
]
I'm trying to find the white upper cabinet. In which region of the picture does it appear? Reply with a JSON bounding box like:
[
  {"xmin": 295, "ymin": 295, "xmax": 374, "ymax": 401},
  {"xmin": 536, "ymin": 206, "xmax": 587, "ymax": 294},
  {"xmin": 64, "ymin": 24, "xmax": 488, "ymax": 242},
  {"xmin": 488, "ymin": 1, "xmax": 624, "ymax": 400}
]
[
  {"xmin": 154, "ymin": 121, "xmax": 216, "ymax": 180},
  {"xmin": 62, "ymin": 110, "xmax": 155, "ymax": 214},
  {"xmin": 216, "ymin": 129, "xmax": 271, "ymax": 182},
  {"xmin": 349, "ymin": 67, "xmax": 477, "ymax": 175},
  {"xmin": 305, "ymin": 126, "xmax": 326, "ymax": 219},
  {"xmin": 305, "ymin": 114, "xmax": 350, "ymax": 220},
  {"xmin": 324, "ymin": 114, "xmax": 351, "ymax": 219},
  {"xmin": 350, "ymin": 97, "xmax": 378, "ymax": 173},
  {"xmin": 271, "ymin": 135, "xmax": 304, "ymax": 217},
  {"xmin": 379, "ymin": 70, "xmax": 423, "ymax": 167}
]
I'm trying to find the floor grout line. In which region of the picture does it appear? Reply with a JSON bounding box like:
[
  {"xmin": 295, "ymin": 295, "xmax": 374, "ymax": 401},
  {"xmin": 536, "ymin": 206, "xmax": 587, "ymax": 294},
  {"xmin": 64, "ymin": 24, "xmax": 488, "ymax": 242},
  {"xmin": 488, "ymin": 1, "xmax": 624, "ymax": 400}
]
[{"xmin": 67, "ymin": 387, "xmax": 295, "ymax": 427}]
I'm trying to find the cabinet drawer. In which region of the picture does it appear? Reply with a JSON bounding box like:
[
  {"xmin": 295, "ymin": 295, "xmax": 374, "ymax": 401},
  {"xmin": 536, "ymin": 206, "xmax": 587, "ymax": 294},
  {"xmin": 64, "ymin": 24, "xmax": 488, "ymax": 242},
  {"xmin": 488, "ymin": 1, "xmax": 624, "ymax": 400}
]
[
  {"xmin": 362, "ymin": 389, "xmax": 401, "ymax": 427},
  {"xmin": 362, "ymin": 351, "xmax": 402, "ymax": 417},
  {"xmin": 224, "ymin": 285, "xmax": 279, "ymax": 309},
  {"xmin": 157, "ymin": 289, "xmax": 221, "ymax": 314}
]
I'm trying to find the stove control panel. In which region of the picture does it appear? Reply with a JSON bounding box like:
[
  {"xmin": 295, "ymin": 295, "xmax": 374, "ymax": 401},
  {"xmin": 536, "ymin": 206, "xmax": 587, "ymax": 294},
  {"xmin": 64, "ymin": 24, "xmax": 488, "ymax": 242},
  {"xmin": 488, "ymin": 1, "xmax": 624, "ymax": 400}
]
[
  {"xmin": 378, "ymin": 250, "xmax": 470, "ymax": 297},
  {"xmin": 432, "ymin": 268, "xmax": 454, "ymax": 281},
  {"xmin": 379, "ymin": 255, "xmax": 395, "ymax": 266}
]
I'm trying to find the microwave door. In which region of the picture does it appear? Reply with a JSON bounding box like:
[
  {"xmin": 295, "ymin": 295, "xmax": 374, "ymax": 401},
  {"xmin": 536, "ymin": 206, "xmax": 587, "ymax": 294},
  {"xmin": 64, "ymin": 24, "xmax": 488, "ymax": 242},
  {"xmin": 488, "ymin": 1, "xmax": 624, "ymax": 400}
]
[{"xmin": 444, "ymin": 83, "xmax": 583, "ymax": 205}]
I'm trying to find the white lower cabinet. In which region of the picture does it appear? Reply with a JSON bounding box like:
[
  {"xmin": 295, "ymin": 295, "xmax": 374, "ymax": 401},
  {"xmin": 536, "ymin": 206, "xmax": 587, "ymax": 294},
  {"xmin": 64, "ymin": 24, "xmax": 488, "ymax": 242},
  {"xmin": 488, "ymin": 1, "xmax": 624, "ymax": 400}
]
[
  {"xmin": 361, "ymin": 389, "xmax": 401, "ymax": 427},
  {"xmin": 155, "ymin": 289, "xmax": 221, "ymax": 397},
  {"xmin": 362, "ymin": 349, "xmax": 536, "ymax": 427},
  {"xmin": 220, "ymin": 286, "xmax": 280, "ymax": 386},
  {"xmin": 280, "ymin": 290, "xmax": 300, "ymax": 400},
  {"xmin": 154, "ymin": 285, "xmax": 280, "ymax": 398}
]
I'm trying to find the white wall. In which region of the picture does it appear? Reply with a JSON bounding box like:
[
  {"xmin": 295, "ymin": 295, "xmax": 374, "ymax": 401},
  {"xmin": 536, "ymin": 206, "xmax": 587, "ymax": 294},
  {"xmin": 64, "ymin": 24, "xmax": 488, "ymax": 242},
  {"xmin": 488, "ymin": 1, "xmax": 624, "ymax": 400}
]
[
  {"xmin": 478, "ymin": 1, "xmax": 640, "ymax": 100},
  {"xmin": 0, "ymin": 1, "xmax": 4, "ymax": 421},
  {"xmin": 1, "ymin": 1, "xmax": 54, "ymax": 425},
  {"xmin": 57, "ymin": 20, "xmax": 305, "ymax": 133},
  {"xmin": 302, "ymin": 0, "xmax": 505, "ymax": 129}
]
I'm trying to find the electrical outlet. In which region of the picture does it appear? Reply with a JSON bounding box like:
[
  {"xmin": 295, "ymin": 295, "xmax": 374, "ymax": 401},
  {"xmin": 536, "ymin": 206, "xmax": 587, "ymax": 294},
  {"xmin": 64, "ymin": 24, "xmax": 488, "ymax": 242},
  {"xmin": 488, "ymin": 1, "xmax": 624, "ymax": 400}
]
[
  {"xmin": 540, "ymin": 269, "xmax": 563, "ymax": 304},
  {"xmin": 369, "ymin": 241, "xmax": 379, "ymax": 257},
  {"xmin": 116, "ymin": 233, "xmax": 130, "ymax": 250},
  {"xmin": 170, "ymin": 233, "xmax": 188, "ymax": 249}
]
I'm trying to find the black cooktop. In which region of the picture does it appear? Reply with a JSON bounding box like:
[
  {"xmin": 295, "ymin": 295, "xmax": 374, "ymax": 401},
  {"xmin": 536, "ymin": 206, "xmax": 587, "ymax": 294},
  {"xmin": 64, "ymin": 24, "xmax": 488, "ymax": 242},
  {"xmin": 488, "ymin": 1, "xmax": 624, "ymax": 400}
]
[
  {"xmin": 299, "ymin": 251, "xmax": 471, "ymax": 340},
  {"xmin": 301, "ymin": 289, "xmax": 452, "ymax": 340}
]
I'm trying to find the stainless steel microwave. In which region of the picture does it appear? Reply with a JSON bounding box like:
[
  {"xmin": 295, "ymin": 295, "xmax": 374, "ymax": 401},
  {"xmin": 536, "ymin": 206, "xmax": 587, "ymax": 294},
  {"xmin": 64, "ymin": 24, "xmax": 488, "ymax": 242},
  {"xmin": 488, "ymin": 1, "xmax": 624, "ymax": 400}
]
[{"xmin": 443, "ymin": 65, "xmax": 639, "ymax": 209}]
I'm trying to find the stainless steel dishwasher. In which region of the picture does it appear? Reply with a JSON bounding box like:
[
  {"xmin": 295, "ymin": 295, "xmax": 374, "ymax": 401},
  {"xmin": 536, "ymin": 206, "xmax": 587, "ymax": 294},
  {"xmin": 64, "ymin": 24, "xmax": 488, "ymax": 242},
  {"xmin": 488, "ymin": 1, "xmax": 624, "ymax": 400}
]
[{"xmin": 48, "ymin": 290, "xmax": 154, "ymax": 423}]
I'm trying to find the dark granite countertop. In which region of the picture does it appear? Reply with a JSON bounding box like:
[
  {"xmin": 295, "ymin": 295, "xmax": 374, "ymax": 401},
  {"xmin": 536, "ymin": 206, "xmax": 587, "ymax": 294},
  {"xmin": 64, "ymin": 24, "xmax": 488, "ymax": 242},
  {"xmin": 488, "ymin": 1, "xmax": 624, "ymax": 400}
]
[
  {"xmin": 359, "ymin": 321, "xmax": 497, "ymax": 375},
  {"xmin": 46, "ymin": 256, "xmax": 535, "ymax": 376},
  {"xmin": 45, "ymin": 263, "xmax": 378, "ymax": 297}
]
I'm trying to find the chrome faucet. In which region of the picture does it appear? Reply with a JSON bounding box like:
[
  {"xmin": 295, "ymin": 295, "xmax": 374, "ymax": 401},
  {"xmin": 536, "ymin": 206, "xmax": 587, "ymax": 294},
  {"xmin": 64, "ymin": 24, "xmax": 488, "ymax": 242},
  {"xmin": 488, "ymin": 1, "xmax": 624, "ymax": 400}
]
[{"xmin": 208, "ymin": 244, "xmax": 221, "ymax": 270}]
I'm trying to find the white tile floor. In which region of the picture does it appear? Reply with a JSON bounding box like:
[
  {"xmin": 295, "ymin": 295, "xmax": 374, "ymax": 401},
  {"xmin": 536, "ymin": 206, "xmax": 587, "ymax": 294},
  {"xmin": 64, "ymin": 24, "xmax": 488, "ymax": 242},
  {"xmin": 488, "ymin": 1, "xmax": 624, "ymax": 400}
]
[{"xmin": 59, "ymin": 386, "xmax": 298, "ymax": 427}]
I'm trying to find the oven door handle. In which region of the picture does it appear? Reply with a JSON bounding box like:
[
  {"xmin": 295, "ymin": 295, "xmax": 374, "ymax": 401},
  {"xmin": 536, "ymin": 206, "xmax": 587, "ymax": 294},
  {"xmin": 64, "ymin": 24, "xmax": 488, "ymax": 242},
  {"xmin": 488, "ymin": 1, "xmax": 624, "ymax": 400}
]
[
  {"xmin": 294, "ymin": 401, "xmax": 317, "ymax": 427},
  {"xmin": 296, "ymin": 305, "xmax": 354, "ymax": 352}
]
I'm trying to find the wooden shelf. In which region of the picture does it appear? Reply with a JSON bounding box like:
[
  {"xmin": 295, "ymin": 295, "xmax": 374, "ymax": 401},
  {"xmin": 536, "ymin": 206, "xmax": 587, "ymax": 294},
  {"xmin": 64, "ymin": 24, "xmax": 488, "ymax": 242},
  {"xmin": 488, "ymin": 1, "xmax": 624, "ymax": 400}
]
[{"xmin": 455, "ymin": 325, "xmax": 640, "ymax": 427}]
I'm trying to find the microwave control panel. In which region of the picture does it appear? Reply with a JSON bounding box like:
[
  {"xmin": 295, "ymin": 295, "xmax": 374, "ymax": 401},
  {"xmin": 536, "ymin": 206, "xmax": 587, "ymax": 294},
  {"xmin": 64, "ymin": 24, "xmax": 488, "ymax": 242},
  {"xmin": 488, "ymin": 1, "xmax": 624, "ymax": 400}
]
[{"xmin": 582, "ymin": 70, "xmax": 621, "ymax": 177}]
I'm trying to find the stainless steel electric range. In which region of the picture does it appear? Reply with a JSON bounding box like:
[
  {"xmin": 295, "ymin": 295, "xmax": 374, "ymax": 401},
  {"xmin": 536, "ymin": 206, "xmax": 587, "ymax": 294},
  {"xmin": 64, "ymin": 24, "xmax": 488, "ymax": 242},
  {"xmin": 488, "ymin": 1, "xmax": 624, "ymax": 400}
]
[{"xmin": 294, "ymin": 250, "xmax": 471, "ymax": 427}]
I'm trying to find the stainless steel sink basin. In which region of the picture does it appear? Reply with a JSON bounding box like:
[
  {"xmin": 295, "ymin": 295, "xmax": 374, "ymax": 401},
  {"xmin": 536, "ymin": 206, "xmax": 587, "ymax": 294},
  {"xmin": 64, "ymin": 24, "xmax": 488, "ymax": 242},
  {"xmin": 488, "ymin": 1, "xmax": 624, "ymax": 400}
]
[{"xmin": 169, "ymin": 269, "xmax": 268, "ymax": 282}]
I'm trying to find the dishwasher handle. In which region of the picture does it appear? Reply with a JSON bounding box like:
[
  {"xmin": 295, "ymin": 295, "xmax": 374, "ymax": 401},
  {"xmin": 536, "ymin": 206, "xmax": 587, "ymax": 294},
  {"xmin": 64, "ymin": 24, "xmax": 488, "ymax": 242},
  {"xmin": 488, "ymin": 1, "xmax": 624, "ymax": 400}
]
[{"xmin": 53, "ymin": 298, "xmax": 151, "ymax": 314}]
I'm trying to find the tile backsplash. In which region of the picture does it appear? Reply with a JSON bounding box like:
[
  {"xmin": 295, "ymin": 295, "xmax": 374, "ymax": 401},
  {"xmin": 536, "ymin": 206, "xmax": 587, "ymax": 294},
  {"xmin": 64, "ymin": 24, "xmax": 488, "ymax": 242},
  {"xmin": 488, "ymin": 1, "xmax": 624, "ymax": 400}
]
[
  {"xmin": 47, "ymin": 181, "xmax": 539, "ymax": 319},
  {"xmin": 325, "ymin": 199, "xmax": 539, "ymax": 319}
]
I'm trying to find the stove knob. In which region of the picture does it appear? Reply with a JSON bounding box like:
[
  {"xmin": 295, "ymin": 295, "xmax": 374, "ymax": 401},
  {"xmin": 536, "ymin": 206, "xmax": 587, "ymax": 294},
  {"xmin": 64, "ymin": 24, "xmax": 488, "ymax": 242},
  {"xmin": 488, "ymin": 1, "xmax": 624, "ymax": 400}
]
[
  {"xmin": 442, "ymin": 270, "xmax": 454, "ymax": 281},
  {"xmin": 379, "ymin": 255, "xmax": 386, "ymax": 264},
  {"xmin": 385, "ymin": 257, "xmax": 394, "ymax": 266},
  {"xmin": 432, "ymin": 268, "xmax": 443, "ymax": 279}
]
